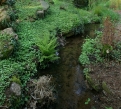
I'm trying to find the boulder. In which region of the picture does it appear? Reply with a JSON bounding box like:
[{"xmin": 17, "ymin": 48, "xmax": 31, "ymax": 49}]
[
  {"xmin": 0, "ymin": 7, "xmax": 11, "ymax": 30},
  {"xmin": 0, "ymin": 0, "xmax": 7, "ymax": 5},
  {"xmin": 10, "ymin": 82, "xmax": 21, "ymax": 96},
  {"xmin": 0, "ymin": 28, "xmax": 18, "ymax": 59},
  {"xmin": 37, "ymin": 0, "xmax": 50, "ymax": 18},
  {"xmin": 40, "ymin": 0, "xmax": 50, "ymax": 11}
]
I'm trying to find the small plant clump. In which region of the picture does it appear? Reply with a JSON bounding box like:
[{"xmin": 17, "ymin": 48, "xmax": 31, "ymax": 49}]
[
  {"xmin": 79, "ymin": 17, "xmax": 117, "ymax": 66},
  {"xmin": 27, "ymin": 75, "xmax": 56, "ymax": 109},
  {"xmin": 35, "ymin": 35, "xmax": 59, "ymax": 69}
]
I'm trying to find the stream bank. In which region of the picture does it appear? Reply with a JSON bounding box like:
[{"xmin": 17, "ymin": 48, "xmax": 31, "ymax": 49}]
[{"xmin": 38, "ymin": 23, "xmax": 100, "ymax": 109}]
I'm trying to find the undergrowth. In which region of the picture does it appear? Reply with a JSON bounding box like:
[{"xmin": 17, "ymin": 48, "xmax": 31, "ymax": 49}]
[
  {"xmin": 79, "ymin": 17, "xmax": 121, "ymax": 76},
  {"xmin": 0, "ymin": 0, "xmax": 119, "ymax": 108}
]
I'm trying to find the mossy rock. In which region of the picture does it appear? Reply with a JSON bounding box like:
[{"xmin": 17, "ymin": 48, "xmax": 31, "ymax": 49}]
[
  {"xmin": 0, "ymin": 7, "xmax": 11, "ymax": 30},
  {"xmin": 86, "ymin": 74, "xmax": 101, "ymax": 91},
  {"xmin": 0, "ymin": 28, "xmax": 18, "ymax": 59},
  {"xmin": 102, "ymin": 81, "xmax": 112, "ymax": 95},
  {"xmin": 0, "ymin": 41, "xmax": 14, "ymax": 59}
]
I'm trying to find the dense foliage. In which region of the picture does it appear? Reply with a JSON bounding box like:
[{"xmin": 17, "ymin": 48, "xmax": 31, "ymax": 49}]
[{"xmin": 0, "ymin": 0, "xmax": 120, "ymax": 108}]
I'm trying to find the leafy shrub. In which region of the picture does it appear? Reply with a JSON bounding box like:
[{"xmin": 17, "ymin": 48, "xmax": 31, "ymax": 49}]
[
  {"xmin": 111, "ymin": 42, "xmax": 121, "ymax": 62},
  {"xmin": 35, "ymin": 35, "xmax": 59, "ymax": 69},
  {"xmin": 79, "ymin": 37, "xmax": 103, "ymax": 65},
  {"xmin": 6, "ymin": 0, "xmax": 16, "ymax": 6},
  {"xmin": 92, "ymin": 5, "xmax": 119, "ymax": 21},
  {"xmin": 15, "ymin": 0, "xmax": 43, "ymax": 20}
]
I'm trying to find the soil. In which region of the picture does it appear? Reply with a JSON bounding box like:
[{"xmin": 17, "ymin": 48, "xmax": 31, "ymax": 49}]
[
  {"xmin": 88, "ymin": 12, "xmax": 121, "ymax": 109},
  {"xmin": 89, "ymin": 61, "xmax": 121, "ymax": 109}
]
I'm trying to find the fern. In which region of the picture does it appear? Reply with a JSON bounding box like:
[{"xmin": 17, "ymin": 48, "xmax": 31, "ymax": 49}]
[{"xmin": 35, "ymin": 35, "xmax": 59, "ymax": 68}]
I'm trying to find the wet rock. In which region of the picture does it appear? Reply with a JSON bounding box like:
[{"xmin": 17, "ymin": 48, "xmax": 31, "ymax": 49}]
[
  {"xmin": 10, "ymin": 82, "xmax": 21, "ymax": 96},
  {"xmin": 0, "ymin": 7, "xmax": 11, "ymax": 30},
  {"xmin": 0, "ymin": 28, "xmax": 18, "ymax": 59},
  {"xmin": 74, "ymin": 65, "xmax": 86, "ymax": 95}
]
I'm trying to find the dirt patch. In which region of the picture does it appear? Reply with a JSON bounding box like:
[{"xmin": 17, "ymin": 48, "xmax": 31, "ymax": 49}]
[{"xmin": 88, "ymin": 61, "xmax": 121, "ymax": 109}]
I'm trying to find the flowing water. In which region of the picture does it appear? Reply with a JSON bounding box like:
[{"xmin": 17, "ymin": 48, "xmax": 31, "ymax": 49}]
[{"xmin": 39, "ymin": 24, "xmax": 100, "ymax": 109}]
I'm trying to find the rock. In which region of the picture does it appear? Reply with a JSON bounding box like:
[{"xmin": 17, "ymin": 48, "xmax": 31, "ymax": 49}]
[
  {"xmin": 1, "ymin": 28, "xmax": 18, "ymax": 40},
  {"xmin": 40, "ymin": 0, "xmax": 50, "ymax": 11},
  {"xmin": 37, "ymin": 0, "xmax": 50, "ymax": 19},
  {"xmin": 36, "ymin": 10, "xmax": 45, "ymax": 18},
  {"xmin": 0, "ymin": 28, "xmax": 18, "ymax": 59},
  {"xmin": 0, "ymin": 0, "xmax": 6, "ymax": 5},
  {"xmin": 10, "ymin": 82, "xmax": 21, "ymax": 96},
  {"xmin": 0, "ymin": 7, "xmax": 11, "ymax": 30},
  {"xmin": 74, "ymin": 65, "xmax": 86, "ymax": 95}
]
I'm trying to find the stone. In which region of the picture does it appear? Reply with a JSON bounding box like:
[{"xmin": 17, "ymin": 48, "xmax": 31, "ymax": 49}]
[
  {"xmin": 1, "ymin": 28, "xmax": 18, "ymax": 40},
  {"xmin": 36, "ymin": 0, "xmax": 50, "ymax": 19},
  {"xmin": 10, "ymin": 82, "xmax": 21, "ymax": 96},
  {"xmin": 0, "ymin": 7, "xmax": 11, "ymax": 30},
  {"xmin": 0, "ymin": 0, "xmax": 7, "ymax": 5},
  {"xmin": 40, "ymin": 0, "xmax": 50, "ymax": 11},
  {"xmin": 0, "ymin": 28, "xmax": 18, "ymax": 59},
  {"xmin": 36, "ymin": 10, "xmax": 45, "ymax": 18}
]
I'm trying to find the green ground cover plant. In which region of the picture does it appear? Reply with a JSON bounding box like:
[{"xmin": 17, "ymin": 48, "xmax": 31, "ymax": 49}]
[
  {"xmin": 0, "ymin": 0, "xmax": 120, "ymax": 108},
  {"xmin": 1, "ymin": 0, "xmax": 97, "ymax": 107}
]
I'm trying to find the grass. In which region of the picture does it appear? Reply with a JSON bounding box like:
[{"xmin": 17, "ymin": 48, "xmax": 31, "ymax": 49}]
[{"xmin": 108, "ymin": 0, "xmax": 121, "ymax": 9}]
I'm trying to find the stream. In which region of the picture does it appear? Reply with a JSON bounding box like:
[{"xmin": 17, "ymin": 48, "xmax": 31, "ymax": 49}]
[{"xmin": 38, "ymin": 24, "xmax": 100, "ymax": 109}]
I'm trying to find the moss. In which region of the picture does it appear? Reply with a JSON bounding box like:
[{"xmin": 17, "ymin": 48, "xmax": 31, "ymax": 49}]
[
  {"xmin": 86, "ymin": 75, "xmax": 101, "ymax": 91},
  {"xmin": 10, "ymin": 76, "xmax": 21, "ymax": 85},
  {"xmin": 0, "ymin": 39, "xmax": 14, "ymax": 59},
  {"xmin": 102, "ymin": 81, "xmax": 112, "ymax": 95}
]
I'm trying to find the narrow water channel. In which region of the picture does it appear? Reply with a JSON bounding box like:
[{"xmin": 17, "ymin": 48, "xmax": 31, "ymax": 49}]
[
  {"xmin": 39, "ymin": 24, "xmax": 100, "ymax": 109},
  {"xmin": 56, "ymin": 35, "xmax": 93, "ymax": 109}
]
